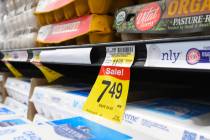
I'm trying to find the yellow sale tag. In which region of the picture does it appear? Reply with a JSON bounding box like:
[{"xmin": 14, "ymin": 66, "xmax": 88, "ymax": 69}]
[
  {"xmin": 32, "ymin": 62, "xmax": 63, "ymax": 83},
  {"xmin": 31, "ymin": 51, "xmax": 41, "ymax": 62},
  {"xmin": 4, "ymin": 61, "xmax": 23, "ymax": 78},
  {"xmin": 3, "ymin": 53, "xmax": 11, "ymax": 61},
  {"xmin": 83, "ymin": 46, "xmax": 135, "ymax": 122}
]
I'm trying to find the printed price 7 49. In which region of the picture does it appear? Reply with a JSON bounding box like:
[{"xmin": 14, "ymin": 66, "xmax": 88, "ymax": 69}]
[{"xmin": 97, "ymin": 80, "xmax": 123, "ymax": 102}]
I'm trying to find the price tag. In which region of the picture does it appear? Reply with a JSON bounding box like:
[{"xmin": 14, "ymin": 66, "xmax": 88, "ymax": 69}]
[
  {"xmin": 31, "ymin": 50, "xmax": 63, "ymax": 82},
  {"xmin": 4, "ymin": 62, "xmax": 23, "ymax": 78},
  {"xmin": 3, "ymin": 52, "xmax": 11, "ymax": 61},
  {"xmin": 31, "ymin": 51, "xmax": 41, "ymax": 62},
  {"xmin": 32, "ymin": 61, "xmax": 63, "ymax": 83},
  {"xmin": 83, "ymin": 46, "xmax": 135, "ymax": 122}
]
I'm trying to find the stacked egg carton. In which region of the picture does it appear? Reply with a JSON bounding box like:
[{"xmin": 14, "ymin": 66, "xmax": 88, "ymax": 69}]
[
  {"xmin": 0, "ymin": 0, "xmax": 7, "ymax": 50},
  {"xmin": 0, "ymin": 0, "xmax": 38, "ymax": 50},
  {"xmin": 31, "ymin": 84, "xmax": 90, "ymax": 123},
  {"xmin": 35, "ymin": 0, "xmax": 143, "ymax": 47},
  {"xmin": 3, "ymin": 77, "xmax": 32, "ymax": 118}
]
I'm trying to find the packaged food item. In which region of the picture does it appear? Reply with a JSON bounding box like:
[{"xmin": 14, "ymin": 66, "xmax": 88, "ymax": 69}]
[
  {"xmin": 31, "ymin": 84, "xmax": 90, "ymax": 119},
  {"xmin": 35, "ymin": 0, "xmax": 114, "ymax": 25},
  {"xmin": 54, "ymin": 9, "xmax": 65, "ymax": 23},
  {"xmin": 31, "ymin": 98, "xmax": 76, "ymax": 120},
  {"xmin": 89, "ymin": 32, "xmax": 114, "ymax": 44},
  {"xmin": 0, "ymin": 117, "xmax": 30, "ymax": 128},
  {"xmin": 5, "ymin": 78, "xmax": 31, "ymax": 105},
  {"xmin": 1, "ymin": 0, "xmax": 38, "ymax": 50},
  {"xmin": 0, "ymin": 118, "xmax": 134, "ymax": 140},
  {"xmin": 5, "ymin": 0, "xmax": 16, "ymax": 16},
  {"xmin": 63, "ymin": 4, "xmax": 77, "ymax": 20},
  {"xmin": 36, "ymin": 14, "xmax": 47, "ymax": 26},
  {"xmin": 33, "ymin": 114, "xmax": 50, "ymax": 124},
  {"xmin": 48, "ymin": 117, "xmax": 132, "ymax": 140},
  {"xmin": 45, "ymin": 12, "xmax": 56, "ymax": 25},
  {"xmin": 0, "ymin": 0, "xmax": 7, "ymax": 20},
  {"xmin": 4, "ymin": 97, "xmax": 28, "ymax": 118},
  {"xmin": 88, "ymin": 0, "xmax": 112, "ymax": 14},
  {"xmin": 123, "ymin": 98, "xmax": 210, "ymax": 140},
  {"xmin": 74, "ymin": 0, "xmax": 89, "ymax": 16},
  {"xmin": 114, "ymin": 0, "xmax": 210, "ymax": 41},
  {"xmin": 0, "ymin": 104, "xmax": 22, "ymax": 118},
  {"xmin": 37, "ymin": 14, "xmax": 114, "ymax": 45}
]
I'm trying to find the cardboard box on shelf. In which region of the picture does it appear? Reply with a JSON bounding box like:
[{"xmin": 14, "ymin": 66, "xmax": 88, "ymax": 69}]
[
  {"xmin": 5, "ymin": 77, "xmax": 32, "ymax": 105},
  {"xmin": 0, "ymin": 72, "xmax": 9, "ymax": 102},
  {"xmin": 2, "ymin": 77, "xmax": 47, "ymax": 120},
  {"xmin": 37, "ymin": 14, "xmax": 114, "ymax": 46},
  {"xmin": 31, "ymin": 84, "xmax": 90, "ymax": 120},
  {"xmin": 0, "ymin": 116, "xmax": 30, "ymax": 128},
  {"xmin": 4, "ymin": 97, "xmax": 28, "ymax": 118},
  {"xmin": 46, "ymin": 114, "xmax": 159, "ymax": 140},
  {"xmin": 0, "ymin": 104, "xmax": 23, "ymax": 119},
  {"xmin": 123, "ymin": 98, "xmax": 210, "ymax": 140},
  {"xmin": 27, "ymin": 78, "xmax": 48, "ymax": 121},
  {"xmin": 33, "ymin": 114, "xmax": 50, "ymax": 124},
  {"xmin": 0, "ymin": 116, "xmax": 158, "ymax": 140}
]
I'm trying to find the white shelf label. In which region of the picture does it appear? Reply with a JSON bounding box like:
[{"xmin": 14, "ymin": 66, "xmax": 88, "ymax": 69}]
[
  {"xmin": 3, "ymin": 51, "xmax": 28, "ymax": 62},
  {"xmin": 145, "ymin": 41, "xmax": 210, "ymax": 69},
  {"xmin": 40, "ymin": 48, "xmax": 92, "ymax": 64}
]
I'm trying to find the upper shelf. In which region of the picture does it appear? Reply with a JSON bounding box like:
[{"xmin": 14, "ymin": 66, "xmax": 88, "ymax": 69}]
[
  {"xmin": 1, "ymin": 35, "xmax": 210, "ymax": 72},
  {"xmin": 1, "ymin": 35, "xmax": 210, "ymax": 52}
]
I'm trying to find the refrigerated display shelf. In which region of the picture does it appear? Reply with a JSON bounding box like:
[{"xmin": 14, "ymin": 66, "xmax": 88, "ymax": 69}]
[
  {"xmin": 1, "ymin": 35, "xmax": 210, "ymax": 72},
  {"xmin": 1, "ymin": 35, "xmax": 210, "ymax": 52}
]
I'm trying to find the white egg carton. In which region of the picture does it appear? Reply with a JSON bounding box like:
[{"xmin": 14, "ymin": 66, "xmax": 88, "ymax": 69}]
[
  {"xmin": 4, "ymin": 97, "xmax": 28, "ymax": 118},
  {"xmin": 0, "ymin": 103, "xmax": 23, "ymax": 119},
  {"xmin": 5, "ymin": 77, "xmax": 31, "ymax": 105},
  {"xmin": 33, "ymin": 114, "xmax": 50, "ymax": 125},
  {"xmin": 0, "ymin": 116, "xmax": 30, "ymax": 128},
  {"xmin": 123, "ymin": 98, "xmax": 210, "ymax": 140},
  {"xmin": 31, "ymin": 84, "xmax": 89, "ymax": 114},
  {"xmin": 32, "ymin": 99, "xmax": 79, "ymax": 120}
]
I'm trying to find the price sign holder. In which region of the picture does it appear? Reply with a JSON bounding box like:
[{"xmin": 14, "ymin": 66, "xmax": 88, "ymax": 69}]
[
  {"xmin": 83, "ymin": 46, "xmax": 135, "ymax": 122},
  {"xmin": 4, "ymin": 61, "xmax": 23, "ymax": 78},
  {"xmin": 31, "ymin": 50, "xmax": 63, "ymax": 83}
]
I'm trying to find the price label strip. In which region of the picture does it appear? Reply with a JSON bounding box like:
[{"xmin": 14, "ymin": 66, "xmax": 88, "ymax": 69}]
[
  {"xmin": 3, "ymin": 51, "xmax": 28, "ymax": 62},
  {"xmin": 83, "ymin": 46, "xmax": 135, "ymax": 122},
  {"xmin": 3, "ymin": 52, "xmax": 11, "ymax": 61},
  {"xmin": 31, "ymin": 51, "xmax": 63, "ymax": 83},
  {"xmin": 4, "ymin": 61, "xmax": 23, "ymax": 78}
]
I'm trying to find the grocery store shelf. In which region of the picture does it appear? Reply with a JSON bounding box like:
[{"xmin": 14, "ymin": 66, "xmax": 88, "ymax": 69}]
[
  {"xmin": 1, "ymin": 35, "xmax": 210, "ymax": 72},
  {"xmin": 1, "ymin": 35, "xmax": 210, "ymax": 52}
]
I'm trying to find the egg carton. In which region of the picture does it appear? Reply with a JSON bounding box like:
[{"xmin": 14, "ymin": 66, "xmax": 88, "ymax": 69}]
[
  {"xmin": 32, "ymin": 99, "xmax": 79, "ymax": 120},
  {"xmin": 4, "ymin": 97, "xmax": 28, "ymax": 118},
  {"xmin": 31, "ymin": 84, "xmax": 89, "ymax": 113},
  {"xmin": 5, "ymin": 78, "xmax": 31, "ymax": 105}
]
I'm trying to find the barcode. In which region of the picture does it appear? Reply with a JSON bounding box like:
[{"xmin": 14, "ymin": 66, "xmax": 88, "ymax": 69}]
[
  {"xmin": 108, "ymin": 46, "xmax": 134, "ymax": 54},
  {"xmin": 117, "ymin": 47, "xmax": 134, "ymax": 53}
]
